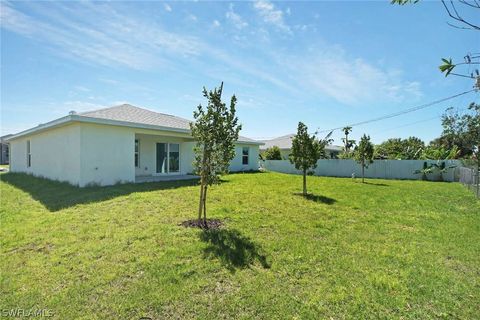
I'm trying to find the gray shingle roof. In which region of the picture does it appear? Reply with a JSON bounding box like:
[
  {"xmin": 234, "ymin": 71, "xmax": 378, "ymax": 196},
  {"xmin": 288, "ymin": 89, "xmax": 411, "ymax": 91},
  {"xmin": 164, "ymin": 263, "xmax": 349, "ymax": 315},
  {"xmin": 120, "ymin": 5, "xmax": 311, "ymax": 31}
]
[
  {"xmin": 79, "ymin": 104, "xmax": 191, "ymax": 130},
  {"xmin": 261, "ymin": 134, "xmax": 295, "ymax": 150},
  {"xmin": 260, "ymin": 134, "xmax": 342, "ymax": 151},
  {"xmin": 78, "ymin": 104, "xmax": 258, "ymax": 144}
]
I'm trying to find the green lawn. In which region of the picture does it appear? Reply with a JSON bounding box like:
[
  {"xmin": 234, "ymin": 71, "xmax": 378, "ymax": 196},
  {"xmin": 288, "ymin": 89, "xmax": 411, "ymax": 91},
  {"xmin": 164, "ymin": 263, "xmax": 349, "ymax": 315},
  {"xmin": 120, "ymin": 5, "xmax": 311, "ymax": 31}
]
[{"xmin": 1, "ymin": 172, "xmax": 479, "ymax": 319}]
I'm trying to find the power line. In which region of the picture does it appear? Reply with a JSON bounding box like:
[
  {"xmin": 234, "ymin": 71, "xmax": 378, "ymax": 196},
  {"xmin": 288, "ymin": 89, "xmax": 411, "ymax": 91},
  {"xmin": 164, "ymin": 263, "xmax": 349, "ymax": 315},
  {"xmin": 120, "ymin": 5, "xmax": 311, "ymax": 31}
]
[
  {"xmin": 370, "ymin": 115, "xmax": 441, "ymax": 135},
  {"xmin": 315, "ymin": 89, "xmax": 476, "ymax": 135}
]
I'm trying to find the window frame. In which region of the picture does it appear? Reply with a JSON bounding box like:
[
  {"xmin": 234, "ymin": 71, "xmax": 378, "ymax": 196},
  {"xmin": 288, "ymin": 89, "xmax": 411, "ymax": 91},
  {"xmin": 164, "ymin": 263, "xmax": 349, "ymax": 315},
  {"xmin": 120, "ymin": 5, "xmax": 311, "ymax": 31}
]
[
  {"xmin": 242, "ymin": 146, "xmax": 249, "ymax": 165},
  {"xmin": 134, "ymin": 139, "xmax": 140, "ymax": 168},
  {"xmin": 26, "ymin": 140, "xmax": 31, "ymax": 167}
]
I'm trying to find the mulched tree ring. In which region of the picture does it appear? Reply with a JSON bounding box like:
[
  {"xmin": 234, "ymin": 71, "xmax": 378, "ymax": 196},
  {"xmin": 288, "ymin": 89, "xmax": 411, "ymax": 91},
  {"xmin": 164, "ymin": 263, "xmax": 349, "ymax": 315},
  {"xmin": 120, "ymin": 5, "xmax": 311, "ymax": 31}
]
[{"xmin": 180, "ymin": 219, "xmax": 224, "ymax": 230}]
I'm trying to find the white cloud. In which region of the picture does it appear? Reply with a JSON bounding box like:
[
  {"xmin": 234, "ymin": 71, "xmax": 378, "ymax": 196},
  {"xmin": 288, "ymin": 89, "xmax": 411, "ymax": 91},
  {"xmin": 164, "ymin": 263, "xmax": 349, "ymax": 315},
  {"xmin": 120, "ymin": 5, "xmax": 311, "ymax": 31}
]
[
  {"xmin": 73, "ymin": 85, "xmax": 90, "ymax": 92},
  {"xmin": 253, "ymin": 0, "xmax": 291, "ymax": 33},
  {"xmin": 278, "ymin": 47, "xmax": 422, "ymax": 105},
  {"xmin": 226, "ymin": 3, "xmax": 248, "ymax": 29},
  {"xmin": 0, "ymin": 2, "xmax": 201, "ymax": 69},
  {"xmin": 212, "ymin": 20, "xmax": 221, "ymax": 28},
  {"xmin": 164, "ymin": 3, "xmax": 172, "ymax": 12},
  {"xmin": 0, "ymin": 2, "xmax": 422, "ymax": 108},
  {"xmin": 187, "ymin": 14, "xmax": 197, "ymax": 22}
]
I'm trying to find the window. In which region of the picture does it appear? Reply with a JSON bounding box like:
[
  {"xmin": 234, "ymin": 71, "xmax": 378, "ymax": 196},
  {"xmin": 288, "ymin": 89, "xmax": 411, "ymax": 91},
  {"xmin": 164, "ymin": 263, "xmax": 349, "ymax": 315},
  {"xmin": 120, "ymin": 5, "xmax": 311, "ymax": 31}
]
[
  {"xmin": 26, "ymin": 140, "xmax": 31, "ymax": 167},
  {"xmin": 242, "ymin": 147, "xmax": 249, "ymax": 165},
  {"xmin": 134, "ymin": 139, "xmax": 140, "ymax": 167},
  {"xmin": 156, "ymin": 143, "xmax": 180, "ymax": 173},
  {"xmin": 168, "ymin": 143, "xmax": 180, "ymax": 173}
]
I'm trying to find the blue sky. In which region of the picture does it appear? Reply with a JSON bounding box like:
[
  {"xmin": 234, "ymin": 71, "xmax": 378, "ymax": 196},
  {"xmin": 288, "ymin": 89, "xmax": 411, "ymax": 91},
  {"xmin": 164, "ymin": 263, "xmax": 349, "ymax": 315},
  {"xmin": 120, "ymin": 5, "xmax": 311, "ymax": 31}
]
[{"xmin": 1, "ymin": 1, "xmax": 478, "ymax": 144}]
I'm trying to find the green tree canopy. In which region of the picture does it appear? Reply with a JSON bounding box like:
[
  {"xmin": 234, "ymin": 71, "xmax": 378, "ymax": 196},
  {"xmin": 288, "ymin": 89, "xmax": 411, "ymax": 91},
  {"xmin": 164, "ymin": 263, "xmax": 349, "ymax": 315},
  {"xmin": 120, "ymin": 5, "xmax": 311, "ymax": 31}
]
[
  {"xmin": 261, "ymin": 146, "xmax": 282, "ymax": 160},
  {"xmin": 375, "ymin": 137, "xmax": 425, "ymax": 160},
  {"xmin": 290, "ymin": 122, "xmax": 323, "ymax": 195},
  {"xmin": 354, "ymin": 134, "xmax": 375, "ymax": 183},
  {"xmin": 190, "ymin": 83, "xmax": 241, "ymax": 225}
]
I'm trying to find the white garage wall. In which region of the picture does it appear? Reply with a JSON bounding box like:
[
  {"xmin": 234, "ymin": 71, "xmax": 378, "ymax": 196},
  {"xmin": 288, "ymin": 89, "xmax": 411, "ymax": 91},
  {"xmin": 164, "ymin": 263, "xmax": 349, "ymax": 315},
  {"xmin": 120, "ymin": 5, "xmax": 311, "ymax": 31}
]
[
  {"xmin": 9, "ymin": 124, "xmax": 81, "ymax": 185},
  {"xmin": 229, "ymin": 144, "xmax": 260, "ymax": 172},
  {"xmin": 262, "ymin": 159, "xmax": 462, "ymax": 182},
  {"xmin": 79, "ymin": 123, "xmax": 135, "ymax": 187}
]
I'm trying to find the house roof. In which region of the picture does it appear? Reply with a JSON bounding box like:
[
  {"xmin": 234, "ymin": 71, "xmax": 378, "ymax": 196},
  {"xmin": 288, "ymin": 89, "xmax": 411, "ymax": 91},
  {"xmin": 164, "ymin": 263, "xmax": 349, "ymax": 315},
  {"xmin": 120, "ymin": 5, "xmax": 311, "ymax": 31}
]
[
  {"xmin": 79, "ymin": 104, "xmax": 191, "ymax": 130},
  {"xmin": 260, "ymin": 134, "xmax": 342, "ymax": 152},
  {"xmin": 1, "ymin": 134, "xmax": 13, "ymax": 143},
  {"xmin": 6, "ymin": 104, "xmax": 262, "ymax": 145}
]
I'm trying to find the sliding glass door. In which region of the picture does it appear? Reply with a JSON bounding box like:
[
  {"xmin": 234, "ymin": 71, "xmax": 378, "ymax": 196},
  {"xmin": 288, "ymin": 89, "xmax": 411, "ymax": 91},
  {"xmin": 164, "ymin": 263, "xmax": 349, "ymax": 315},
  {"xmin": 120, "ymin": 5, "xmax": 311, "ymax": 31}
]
[{"xmin": 156, "ymin": 143, "xmax": 180, "ymax": 174}]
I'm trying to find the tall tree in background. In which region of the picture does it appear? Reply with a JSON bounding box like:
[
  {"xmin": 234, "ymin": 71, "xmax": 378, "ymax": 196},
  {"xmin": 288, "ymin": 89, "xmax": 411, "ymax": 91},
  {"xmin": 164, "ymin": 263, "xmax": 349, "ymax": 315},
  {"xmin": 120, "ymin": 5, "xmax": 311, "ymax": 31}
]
[
  {"xmin": 290, "ymin": 122, "xmax": 324, "ymax": 196},
  {"xmin": 342, "ymin": 126, "xmax": 356, "ymax": 157},
  {"xmin": 261, "ymin": 146, "xmax": 282, "ymax": 160},
  {"xmin": 434, "ymin": 103, "xmax": 479, "ymax": 159},
  {"xmin": 375, "ymin": 137, "xmax": 425, "ymax": 159},
  {"xmin": 354, "ymin": 134, "xmax": 375, "ymax": 183},
  {"xmin": 190, "ymin": 83, "xmax": 241, "ymax": 226}
]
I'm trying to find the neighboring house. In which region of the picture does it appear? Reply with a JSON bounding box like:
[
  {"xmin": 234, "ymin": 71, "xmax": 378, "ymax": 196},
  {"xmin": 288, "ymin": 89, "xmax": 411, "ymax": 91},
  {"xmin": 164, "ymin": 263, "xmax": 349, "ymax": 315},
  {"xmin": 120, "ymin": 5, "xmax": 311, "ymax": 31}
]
[
  {"xmin": 260, "ymin": 134, "xmax": 343, "ymax": 159},
  {"xmin": 0, "ymin": 134, "xmax": 12, "ymax": 165},
  {"xmin": 6, "ymin": 104, "xmax": 262, "ymax": 187}
]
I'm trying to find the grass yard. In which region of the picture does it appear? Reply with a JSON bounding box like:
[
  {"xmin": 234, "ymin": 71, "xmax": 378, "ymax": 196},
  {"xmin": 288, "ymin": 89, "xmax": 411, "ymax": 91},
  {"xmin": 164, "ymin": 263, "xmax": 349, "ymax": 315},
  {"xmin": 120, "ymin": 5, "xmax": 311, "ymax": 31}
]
[{"xmin": 1, "ymin": 171, "xmax": 479, "ymax": 319}]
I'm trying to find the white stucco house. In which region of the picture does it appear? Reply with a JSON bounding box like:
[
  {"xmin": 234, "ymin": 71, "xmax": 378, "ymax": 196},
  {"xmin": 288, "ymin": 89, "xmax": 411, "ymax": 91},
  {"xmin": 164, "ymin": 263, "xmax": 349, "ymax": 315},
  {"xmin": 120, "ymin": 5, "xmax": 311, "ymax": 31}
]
[
  {"xmin": 260, "ymin": 134, "xmax": 343, "ymax": 159},
  {"xmin": 6, "ymin": 104, "xmax": 262, "ymax": 187}
]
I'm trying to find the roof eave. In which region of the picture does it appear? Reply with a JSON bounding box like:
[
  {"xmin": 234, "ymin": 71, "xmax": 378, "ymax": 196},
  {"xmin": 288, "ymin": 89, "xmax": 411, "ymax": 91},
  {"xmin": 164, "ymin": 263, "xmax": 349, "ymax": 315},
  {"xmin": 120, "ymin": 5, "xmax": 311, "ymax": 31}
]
[{"xmin": 5, "ymin": 115, "xmax": 262, "ymax": 145}]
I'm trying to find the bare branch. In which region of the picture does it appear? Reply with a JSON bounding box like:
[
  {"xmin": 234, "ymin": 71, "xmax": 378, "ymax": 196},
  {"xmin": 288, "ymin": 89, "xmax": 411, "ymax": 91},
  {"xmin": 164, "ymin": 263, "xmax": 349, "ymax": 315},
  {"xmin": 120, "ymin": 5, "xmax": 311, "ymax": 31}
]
[
  {"xmin": 449, "ymin": 72, "xmax": 476, "ymax": 79},
  {"xmin": 458, "ymin": 0, "xmax": 480, "ymax": 8},
  {"xmin": 442, "ymin": 0, "xmax": 480, "ymax": 30},
  {"xmin": 446, "ymin": 21, "xmax": 476, "ymax": 29}
]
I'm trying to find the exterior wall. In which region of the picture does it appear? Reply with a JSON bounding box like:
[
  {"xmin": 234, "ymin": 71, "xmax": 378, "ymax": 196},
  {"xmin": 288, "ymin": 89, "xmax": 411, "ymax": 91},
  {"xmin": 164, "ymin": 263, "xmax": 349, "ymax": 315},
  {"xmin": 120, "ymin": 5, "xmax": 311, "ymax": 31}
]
[
  {"xmin": 9, "ymin": 121, "xmax": 261, "ymax": 187},
  {"xmin": 136, "ymin": 138, "xmax": 260, "ymax": 175},
  {"xmin": 9, "ymin": 124, "xmax": 81, "ymax": 185},
  {"xmin": 262, "ymin": 159, "xmax": 462, "ymax": 182},
  {"xmin": 230, "ymin": 144, "xmax": 260, "ymax": 172},
  {"xmin": 134, "ymin": 134, "xmax": 194, "ymax": 176},
  {"xmin": 79, "ymin": 123, "xmax": 135, "ymax": 187}
]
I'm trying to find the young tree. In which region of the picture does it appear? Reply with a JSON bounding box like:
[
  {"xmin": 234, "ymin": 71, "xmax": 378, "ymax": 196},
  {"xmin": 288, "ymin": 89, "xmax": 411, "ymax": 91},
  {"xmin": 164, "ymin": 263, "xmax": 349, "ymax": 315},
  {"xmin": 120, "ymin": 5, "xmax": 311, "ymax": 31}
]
[
  {"xmin": 190, "ymin": 83, "xmax": 241, "ymax": 226},
  {"xmin": 354, "ymin": 134, "xmax": 375, "ymax": 183},
  {"xmin": 261, "ymin": 146, "xmax": 282, "ymax": 160},
  {"xmin": 290, "ymin": 122, "xmax": 323, "ymax": 196}
]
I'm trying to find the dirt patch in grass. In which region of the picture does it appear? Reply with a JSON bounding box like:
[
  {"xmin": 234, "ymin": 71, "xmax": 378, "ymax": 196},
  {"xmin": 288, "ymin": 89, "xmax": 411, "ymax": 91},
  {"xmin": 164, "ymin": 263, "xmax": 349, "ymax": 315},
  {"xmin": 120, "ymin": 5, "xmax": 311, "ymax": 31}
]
[{"xmin": 180, "ymin": 218, "xmax": 224, "ymax": 229}]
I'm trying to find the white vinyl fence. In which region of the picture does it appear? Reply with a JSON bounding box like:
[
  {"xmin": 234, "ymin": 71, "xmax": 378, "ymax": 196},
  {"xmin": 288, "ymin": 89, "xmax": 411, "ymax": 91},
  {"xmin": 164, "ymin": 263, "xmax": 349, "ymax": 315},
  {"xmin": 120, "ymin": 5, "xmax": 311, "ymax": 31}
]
[
  {"xmin": 261, "ymin": 159, "xmax": 462, "ymax": 182},
  {"xmin": 458, "ymin": 166, "xmax": 479, "ymax": 198}
]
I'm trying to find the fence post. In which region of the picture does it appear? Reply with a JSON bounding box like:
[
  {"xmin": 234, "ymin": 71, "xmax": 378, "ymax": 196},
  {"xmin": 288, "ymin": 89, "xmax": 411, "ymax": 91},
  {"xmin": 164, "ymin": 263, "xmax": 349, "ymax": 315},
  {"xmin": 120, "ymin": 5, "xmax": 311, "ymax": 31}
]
[{"xmin": 477, "ymin": 166, "xmax": 480, "ymax": 198}]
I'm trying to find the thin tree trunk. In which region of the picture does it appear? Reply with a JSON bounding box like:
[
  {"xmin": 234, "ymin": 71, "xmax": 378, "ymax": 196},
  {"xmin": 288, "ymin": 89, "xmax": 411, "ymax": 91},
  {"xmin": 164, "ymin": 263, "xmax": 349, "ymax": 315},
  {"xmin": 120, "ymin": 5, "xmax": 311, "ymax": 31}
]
[
  {"xmin": 198, "ymin": 180, "xmax": 204, "ymax": 221},
  {"xmin": 198, "ymin": 147, "xmax": 207, "ymax": 223},
  {"xmin": 203, "ymin": 185, "xmax": 208, "ymax": 225},
  {"xmin": 303, "ymin": 169, "xmax": 307, "ymax": 196},
  {"xmin": 362, "ymin": 160, "xmax": 365, "ymax": 183}
]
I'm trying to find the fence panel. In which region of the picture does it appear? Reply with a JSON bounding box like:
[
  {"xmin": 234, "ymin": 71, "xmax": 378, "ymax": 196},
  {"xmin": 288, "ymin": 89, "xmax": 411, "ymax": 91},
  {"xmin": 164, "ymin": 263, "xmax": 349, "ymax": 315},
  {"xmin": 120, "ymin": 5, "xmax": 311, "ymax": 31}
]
[
  {"xmin": 458, "ymin": 166, "xmax": 479, "ymax": 198},
  {"xmin": 261, "ymin": 159, "xmax": 461, "ymax": 182}
]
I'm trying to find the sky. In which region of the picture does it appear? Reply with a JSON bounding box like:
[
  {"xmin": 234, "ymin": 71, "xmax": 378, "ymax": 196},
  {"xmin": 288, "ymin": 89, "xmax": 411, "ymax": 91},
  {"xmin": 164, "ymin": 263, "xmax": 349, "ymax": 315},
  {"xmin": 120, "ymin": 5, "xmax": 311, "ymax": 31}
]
[{"xmin": 1, "ymin": 0, "xmax": 479, "ymax": 144}]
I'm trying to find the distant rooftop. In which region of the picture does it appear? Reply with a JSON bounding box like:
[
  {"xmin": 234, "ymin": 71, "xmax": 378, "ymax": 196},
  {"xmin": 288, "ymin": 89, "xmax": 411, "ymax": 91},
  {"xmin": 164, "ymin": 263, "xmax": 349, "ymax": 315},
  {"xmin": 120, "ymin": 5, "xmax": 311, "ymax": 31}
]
[{"xmin": 260, "ymin": 134, "xmax": 342, "ymax": 151}]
